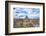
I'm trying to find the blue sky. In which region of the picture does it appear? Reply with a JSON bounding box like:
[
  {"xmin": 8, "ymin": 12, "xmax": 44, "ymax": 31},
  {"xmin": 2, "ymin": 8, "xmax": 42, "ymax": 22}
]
[{"xmin": 13, "ymin": 7, "xmax": 40, "ymax": 19}]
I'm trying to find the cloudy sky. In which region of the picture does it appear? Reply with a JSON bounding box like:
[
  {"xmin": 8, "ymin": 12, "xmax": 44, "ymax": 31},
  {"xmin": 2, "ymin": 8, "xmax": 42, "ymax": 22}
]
[{"xmin": 13, "ymin": 7, "xmax": 40, "ymax": 19}]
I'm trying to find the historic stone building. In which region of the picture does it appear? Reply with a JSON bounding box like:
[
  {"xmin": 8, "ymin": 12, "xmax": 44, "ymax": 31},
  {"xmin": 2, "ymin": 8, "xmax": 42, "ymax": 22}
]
[{"xmin": 14, "ymin": 16, "xmax": 39, "ymax": 28}]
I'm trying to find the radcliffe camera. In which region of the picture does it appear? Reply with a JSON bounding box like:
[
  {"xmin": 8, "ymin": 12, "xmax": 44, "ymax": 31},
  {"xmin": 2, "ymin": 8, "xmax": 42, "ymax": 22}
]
[{"xmin": 13, "ymin": 8, "xmax": 40, "ymax": 28}]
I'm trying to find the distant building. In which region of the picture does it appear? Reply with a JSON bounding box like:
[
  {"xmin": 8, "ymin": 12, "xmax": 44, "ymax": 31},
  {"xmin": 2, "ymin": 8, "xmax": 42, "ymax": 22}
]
[{"xmin": 14, "ymin": 16, "xmax": 39, "ymax": 28}]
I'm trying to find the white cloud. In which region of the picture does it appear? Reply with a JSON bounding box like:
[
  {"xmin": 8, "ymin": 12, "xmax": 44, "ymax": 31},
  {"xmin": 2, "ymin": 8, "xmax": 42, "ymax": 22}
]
[{"xmin": 13, "ymin": 8, "xmax": 40, "ymax": 19}]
